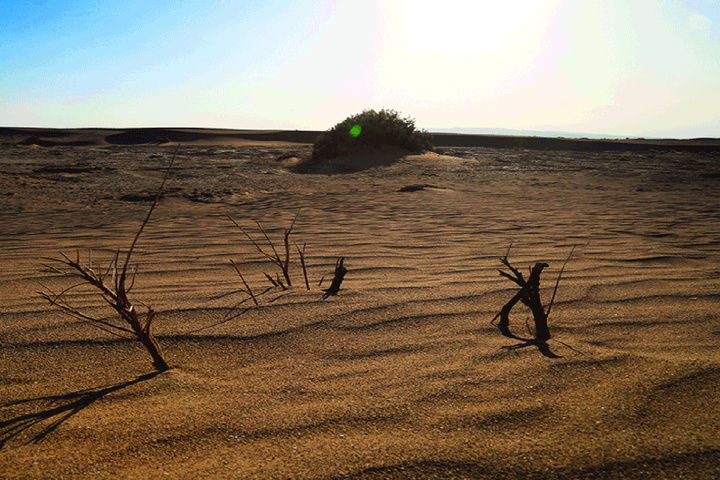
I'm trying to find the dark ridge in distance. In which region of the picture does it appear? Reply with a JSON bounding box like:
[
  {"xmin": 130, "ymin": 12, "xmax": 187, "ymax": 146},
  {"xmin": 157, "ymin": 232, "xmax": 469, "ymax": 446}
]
[
  {"xmin": 430, "ymin": 133, "xmax": 720, "ymax": 153},
  {"xmin": 2, "ymin": 127, "xmax": 719, "ymax": 152}
]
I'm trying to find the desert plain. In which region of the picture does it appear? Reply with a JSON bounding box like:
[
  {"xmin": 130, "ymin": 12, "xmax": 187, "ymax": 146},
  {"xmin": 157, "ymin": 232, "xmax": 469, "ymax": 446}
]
[{"xmin": 1, "ymin": 128, "xmax": 719, "ymax": 479}]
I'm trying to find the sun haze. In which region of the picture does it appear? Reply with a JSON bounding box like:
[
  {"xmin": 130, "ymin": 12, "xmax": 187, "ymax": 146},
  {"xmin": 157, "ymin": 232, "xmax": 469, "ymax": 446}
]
[{"xmin": 2, "ymin": 0, "xmax": 718, "ymax": 138}]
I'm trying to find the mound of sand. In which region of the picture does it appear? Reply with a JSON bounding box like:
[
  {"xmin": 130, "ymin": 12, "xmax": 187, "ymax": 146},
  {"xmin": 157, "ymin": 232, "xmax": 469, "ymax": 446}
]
[{"xmin": 290, "ymin": 148, "xmax": 466, "ymax": 174}]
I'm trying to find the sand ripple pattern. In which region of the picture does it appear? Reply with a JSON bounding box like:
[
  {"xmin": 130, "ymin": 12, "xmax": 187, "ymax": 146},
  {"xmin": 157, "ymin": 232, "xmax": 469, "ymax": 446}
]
[{"xmin": 1, "ymin": 144, "xmax": 719, "ymax": 478}]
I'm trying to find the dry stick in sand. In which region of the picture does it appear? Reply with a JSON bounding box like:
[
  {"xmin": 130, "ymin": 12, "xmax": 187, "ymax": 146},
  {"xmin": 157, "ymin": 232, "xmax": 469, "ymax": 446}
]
[
  {"xmin": 297, "ymin": 243, "xmax": 310, "ymax": 290},
  {"xmin": 321, "ymin": 258, "xmax": 348, "ymax": 300},
  {"xmin": 264, "ymin": 273, "xmax": 284, "ymax": 289},
  {"xmin": 230, "ymin": 259, "xmax": 259, "ymax": 306},
  {"xmin": 227, "ymin": 210, "xmax": 300, "ymax": 289},
  {"xmin": 491, "ymin": 246, "xmax": 575, "ymax": 343},
  {"xmin": 38, "ymin": 154, "xmax": 177, "ymax": 372}
]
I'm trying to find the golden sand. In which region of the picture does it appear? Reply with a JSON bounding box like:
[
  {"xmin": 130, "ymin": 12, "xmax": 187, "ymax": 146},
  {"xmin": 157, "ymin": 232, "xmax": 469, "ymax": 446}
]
[{"xmin": 1, "ymin": 131, "xmax": 719, "ymax": 478}]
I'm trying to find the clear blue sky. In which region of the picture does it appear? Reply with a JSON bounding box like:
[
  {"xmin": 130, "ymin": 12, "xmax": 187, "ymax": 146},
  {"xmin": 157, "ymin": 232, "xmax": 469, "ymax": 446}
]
[{"xmin": 2, "ymin": 0, "xmax": 719, "ymax": 137}]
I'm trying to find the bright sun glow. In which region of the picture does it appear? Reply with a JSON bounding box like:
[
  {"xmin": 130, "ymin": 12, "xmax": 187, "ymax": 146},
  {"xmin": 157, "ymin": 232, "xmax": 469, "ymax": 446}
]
[
  {"xmin": 387, "ymin": 0, "xmax": 555, "ymax": 57},
  {"xmin": 376, "ymin": 1, "xmax": 563, "ymax": 108}
]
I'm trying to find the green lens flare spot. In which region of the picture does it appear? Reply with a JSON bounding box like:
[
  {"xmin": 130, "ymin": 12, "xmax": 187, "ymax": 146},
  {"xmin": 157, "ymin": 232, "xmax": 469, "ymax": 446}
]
[{"xmin": 349, "ymin": 125, "xmax": 362, "ymax": 137}]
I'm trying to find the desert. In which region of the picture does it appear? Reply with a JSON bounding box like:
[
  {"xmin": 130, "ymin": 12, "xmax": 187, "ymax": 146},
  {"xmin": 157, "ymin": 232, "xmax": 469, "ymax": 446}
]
[{"xmin": 1, "ymin": 127, "xmax": 719, "ymax": 479}]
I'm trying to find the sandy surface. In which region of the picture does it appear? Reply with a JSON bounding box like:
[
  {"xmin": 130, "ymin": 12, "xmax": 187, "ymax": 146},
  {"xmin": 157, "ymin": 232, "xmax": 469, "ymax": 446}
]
[{"xmin": 1, "ymin": 133, "xmax": 720, "ymax": 479}]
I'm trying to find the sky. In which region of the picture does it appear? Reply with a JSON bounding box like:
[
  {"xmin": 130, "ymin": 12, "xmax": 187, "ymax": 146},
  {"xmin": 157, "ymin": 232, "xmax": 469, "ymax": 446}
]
[{"xmin": 1, "ymin": 0, "xmax": 719, "ymax": 138}]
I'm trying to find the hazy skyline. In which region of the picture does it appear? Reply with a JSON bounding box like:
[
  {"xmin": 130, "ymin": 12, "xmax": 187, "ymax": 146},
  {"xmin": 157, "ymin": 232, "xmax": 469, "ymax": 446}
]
[{"xmin": 2, "ymin": 0, "xmax": 719, "ymax": 138}]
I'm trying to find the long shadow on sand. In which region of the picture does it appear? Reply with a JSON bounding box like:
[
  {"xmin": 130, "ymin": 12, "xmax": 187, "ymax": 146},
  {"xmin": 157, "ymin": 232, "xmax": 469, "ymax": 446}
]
[
  {"xmin": 331, "ymin": 449, "xmax": 720, "ymax": 479},
  {"xmin": 0, "ymin": 372, "xmax": 160, "ymax": 448},
  {"xmin": 499, "ymin": 331, "xmax": 563, "ymax": 359}
]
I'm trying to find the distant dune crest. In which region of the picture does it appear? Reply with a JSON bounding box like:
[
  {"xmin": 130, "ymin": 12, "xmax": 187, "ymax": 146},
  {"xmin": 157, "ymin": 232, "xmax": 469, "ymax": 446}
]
[{"xmin": 2, "ymin": 127, "xmax": 719, "ymax": 152}]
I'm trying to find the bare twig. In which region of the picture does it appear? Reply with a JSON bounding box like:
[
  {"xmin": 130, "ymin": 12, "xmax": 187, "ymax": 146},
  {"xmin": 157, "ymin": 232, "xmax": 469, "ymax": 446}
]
[
  {"xmin": 228, "ymin": 209, "xmax": 301, "ymax": 289},
  {"xmin": 493, "ymin": 249, "xmax": 551, "ymax": 342},
  {"xmin": 545, "ymin": 245, "xmax": 576, "ymax": 318},
  {"xmin": 265, "ymin": 273, "xmax": 280, "ymax": 288},
  {"xmin": 38, "ymin": 152, "xmax": 177, "ymax": 372},
  {"xmin": 120, "ymin": 154, "xmax": 176, "ymax": 291},
  {"xmin": 297, "ymin": 243, "xmax": 310, "ymax": 290},
  {"xmin": 321, "ymin": 258, "xmax": 348, "ymax": 300},
  {"xmin": 230, "ymin": 260, "xmax": 259, "ymax": 306}
]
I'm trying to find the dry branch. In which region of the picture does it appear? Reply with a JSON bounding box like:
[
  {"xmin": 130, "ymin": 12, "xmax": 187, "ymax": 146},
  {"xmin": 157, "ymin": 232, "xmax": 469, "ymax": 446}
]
[
  {"xmin": 227, "ymin": 209, "xmax": 300, "ymax": 289},
  {"xmin": 297, "ymin": 243, "xmax": 310, "ymax": 290},
  {"xmin": 491, "ymin": 249, "xmax": 551, "ymax": 342},
  {"xmin": 546, "ymin": 246, "xmax": 576, "ymax": 318},
  {"xmin": 491, "ymin": 246, "xmax": 575, "ymax": 344},
  {"xmin": 321, "ymin": 258, "xmax": 348, "ymax": 300},
  {"xmin": 230, "ymin": 259, "xmax": 259, "ymax": 306},
  {"xmin": 38, "ymin": 153, "xmax": 176, "ymax": 372}
]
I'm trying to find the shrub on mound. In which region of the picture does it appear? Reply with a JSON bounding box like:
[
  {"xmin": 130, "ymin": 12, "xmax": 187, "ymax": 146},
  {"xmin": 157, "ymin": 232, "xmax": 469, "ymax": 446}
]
[{"xmin": 312, "ymin": 109, "xmax": 434, "ymax": 161}]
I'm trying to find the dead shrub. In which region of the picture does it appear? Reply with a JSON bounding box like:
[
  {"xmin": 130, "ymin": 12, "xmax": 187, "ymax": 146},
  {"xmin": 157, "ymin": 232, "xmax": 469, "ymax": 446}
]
[{"xmin": 38, "ymin": 156, "xmax": 175, "ymax": 372}]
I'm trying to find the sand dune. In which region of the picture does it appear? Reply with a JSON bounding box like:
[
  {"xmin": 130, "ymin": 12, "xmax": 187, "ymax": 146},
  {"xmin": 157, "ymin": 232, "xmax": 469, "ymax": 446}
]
[
  {"xmin": 1, "ymin": 135, "xmax": 719, "ymax": 478},
  {"xmin": 3, "ymin": 126, "xmax": 720, "ymax": 151}
]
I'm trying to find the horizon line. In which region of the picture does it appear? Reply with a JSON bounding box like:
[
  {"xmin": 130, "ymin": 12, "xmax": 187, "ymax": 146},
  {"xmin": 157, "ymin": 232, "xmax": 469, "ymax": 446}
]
[{"xmin": 2, "ymin": 125, "xmax": 717, "ymax": 141}]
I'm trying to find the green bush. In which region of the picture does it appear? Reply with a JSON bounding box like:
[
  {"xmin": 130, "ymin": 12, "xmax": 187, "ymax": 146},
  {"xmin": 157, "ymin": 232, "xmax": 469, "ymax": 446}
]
[{"xmin": 312, "ymin": 109, "xmax": 434, "ymax": 161}]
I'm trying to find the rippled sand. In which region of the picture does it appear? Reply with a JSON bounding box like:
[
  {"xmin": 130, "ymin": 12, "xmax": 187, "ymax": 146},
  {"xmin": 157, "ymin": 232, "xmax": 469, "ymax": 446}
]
[{"xmin": 1, "ymin": 138, "xmax": 719, "ymax": 479}]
